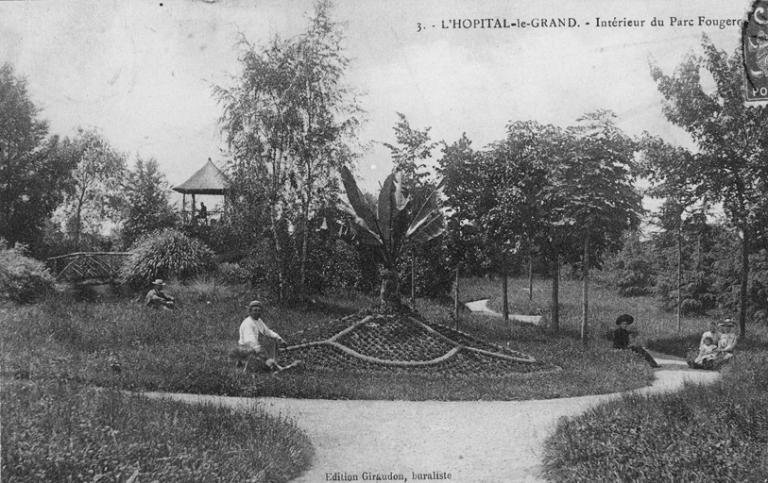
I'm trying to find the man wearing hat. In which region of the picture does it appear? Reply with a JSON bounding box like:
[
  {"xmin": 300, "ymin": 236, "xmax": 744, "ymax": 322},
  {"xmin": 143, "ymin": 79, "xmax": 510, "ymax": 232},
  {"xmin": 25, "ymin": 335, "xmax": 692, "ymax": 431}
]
[
  {"xmin": 236, "ymin": 300, "xmax": 286, "ymax": 370},
  {"xmin": 145, "ymin": 279, "xmax": 175, "ymax": 310}
]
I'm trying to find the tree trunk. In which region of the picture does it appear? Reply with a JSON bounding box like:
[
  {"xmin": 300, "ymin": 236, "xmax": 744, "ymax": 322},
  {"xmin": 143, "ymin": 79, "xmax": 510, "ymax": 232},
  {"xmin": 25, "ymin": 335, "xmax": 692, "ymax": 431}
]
[
  {"xmin": 528, "ymin": 246, "xmax": 534, "ymax": 301},
  {"xmin": 411, "ymin": 250, "xmax": 416, "ymax": 309},
  {"xmin": 677, "ymin": 224, "xmax": 682, "ymax": 333},
  {"xmin": 299, "ymin": 199, "xmax": 310, "ymax": 296},
  {"xmin": 454, "ymin": 266, "xmax": 460, "ymax": 329},
  {"xmin": 551, "ymin": 254, "xmax": 560, "ymax": 333},
  {"xmin": 269, "ymin": 208, "xmax": 286, "ymax": 302},
  {"xmin": 501, "ymin": 252, "xmax": 509, "ymax": 324},
  {"xmin": 581, "ymin": 231, "xmax": 590, "ymax": 343},
  {"xmin": 740, "ymin": 227, "xmax": 749, "ymax": 337},
  {"xmin": 379, "ymin": 268, "xmax": 401, "ymax": 309}
]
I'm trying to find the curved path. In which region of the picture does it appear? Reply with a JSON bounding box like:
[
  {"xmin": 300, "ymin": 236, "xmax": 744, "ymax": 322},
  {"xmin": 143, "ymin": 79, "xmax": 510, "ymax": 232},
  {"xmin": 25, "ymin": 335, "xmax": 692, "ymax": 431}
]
[
  {"xmin": 144, "ymin": 354, "xmax": 718, "ymax": 482},
  {"xmin": 465, "ymin": 298, "xmax": 544, "ymax": 325}
]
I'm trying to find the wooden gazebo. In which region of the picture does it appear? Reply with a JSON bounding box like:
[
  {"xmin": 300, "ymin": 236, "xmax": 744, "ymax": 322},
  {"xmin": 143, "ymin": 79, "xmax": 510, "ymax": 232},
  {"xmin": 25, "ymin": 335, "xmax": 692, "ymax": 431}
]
[{"xmin": 173, "ymin": 158, "xmax": 228, "ymax": 221}]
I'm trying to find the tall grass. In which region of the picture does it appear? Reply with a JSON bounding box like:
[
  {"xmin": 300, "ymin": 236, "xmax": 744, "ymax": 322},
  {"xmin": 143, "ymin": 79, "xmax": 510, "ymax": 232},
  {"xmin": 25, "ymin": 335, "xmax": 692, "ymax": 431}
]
[
  {"xmin": 543, "ymin": 350, "xmax": 768, "ymax": 482},
  {"xmin": 1, "ymin": 281, "xmax": 654, "ymax": 401},
  {"xmin": 2, "ymin": 379, "xmax": 312, "ymax": 482},
  {"xmin": 470, "ymin": 275, "xmax": 716, "ymax": 342}
]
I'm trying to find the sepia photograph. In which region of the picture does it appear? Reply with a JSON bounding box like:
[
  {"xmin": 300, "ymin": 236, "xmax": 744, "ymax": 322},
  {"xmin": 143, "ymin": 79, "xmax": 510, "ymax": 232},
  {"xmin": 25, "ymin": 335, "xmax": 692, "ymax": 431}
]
[{"xmin": 1, "ymin": 0, "xmax": 767, "ymax": 481}]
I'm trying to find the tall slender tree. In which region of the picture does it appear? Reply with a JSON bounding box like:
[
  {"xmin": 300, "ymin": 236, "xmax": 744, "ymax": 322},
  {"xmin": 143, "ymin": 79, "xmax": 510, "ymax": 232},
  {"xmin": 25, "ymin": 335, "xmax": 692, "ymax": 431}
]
[
  {"xmin": 651, "ymin": 37, "xmax": 768, "ymax": 336},
  {"xmin": 564, "ymin": 110, "xmax": 642, "ymax": 342},
  {"xmin": 215, "ymin": 0, "xmax": 360, "ymax": 300}
]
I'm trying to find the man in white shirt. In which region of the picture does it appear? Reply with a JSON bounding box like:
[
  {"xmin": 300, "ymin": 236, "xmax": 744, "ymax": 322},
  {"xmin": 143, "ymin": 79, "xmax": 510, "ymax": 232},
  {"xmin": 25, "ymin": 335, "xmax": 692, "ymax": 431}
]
[{"xmin": 237, "ymin": 300, "xmax": 285, "ymax": 370}]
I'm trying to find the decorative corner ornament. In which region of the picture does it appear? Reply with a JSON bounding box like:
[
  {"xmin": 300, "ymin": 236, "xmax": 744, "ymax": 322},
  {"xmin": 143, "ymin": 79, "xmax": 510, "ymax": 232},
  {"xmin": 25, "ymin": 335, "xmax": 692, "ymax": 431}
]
[{"xmin": 743, "ymin": 0, "xmax": 768, "ymax": 103}]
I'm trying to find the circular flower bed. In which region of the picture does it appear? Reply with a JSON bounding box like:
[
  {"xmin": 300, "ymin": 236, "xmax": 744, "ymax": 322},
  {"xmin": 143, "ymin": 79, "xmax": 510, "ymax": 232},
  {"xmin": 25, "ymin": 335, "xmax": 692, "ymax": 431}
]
[{"xmin": 278, "ymin": 314, "xmax": 559, "ymax": 378}]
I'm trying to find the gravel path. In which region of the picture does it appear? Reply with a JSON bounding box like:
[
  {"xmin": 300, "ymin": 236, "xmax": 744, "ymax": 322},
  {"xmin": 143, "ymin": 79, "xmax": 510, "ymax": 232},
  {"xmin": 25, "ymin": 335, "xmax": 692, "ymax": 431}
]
[
  {"xmin": 465, "ymin": 298, "xmax": 544, "ymax": 325},
  {"xmin": 144, "ymin": 355, "xmax": 718, "ymax": 482}
]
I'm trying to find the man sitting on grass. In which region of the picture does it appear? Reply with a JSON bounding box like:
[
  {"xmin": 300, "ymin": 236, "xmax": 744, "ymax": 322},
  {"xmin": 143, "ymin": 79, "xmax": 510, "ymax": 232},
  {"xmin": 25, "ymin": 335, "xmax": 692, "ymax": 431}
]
[
  {"xmin": 145, "ymin": 279, "xmax": 175, "ymax": 310},
  {"xmin": 612, "ymin": 313, "xmax": 661, "ymax": 368},
  {"xmin": 233, "ymin": 300, "xmax": 294, "ymax": 372}
]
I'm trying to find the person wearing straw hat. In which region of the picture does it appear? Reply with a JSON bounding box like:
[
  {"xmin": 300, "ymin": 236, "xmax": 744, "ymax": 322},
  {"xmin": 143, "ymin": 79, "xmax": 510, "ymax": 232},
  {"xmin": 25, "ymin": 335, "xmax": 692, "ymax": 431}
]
[
  {"xmin": 688, "ymin": 318, "xmax": 738, "ymax": 369},
  {"xmin": 145, "ymin": 279, "xmax": 175, "ymax": 310},
  {"xmin": 712, "ymin": 318, "xmax": 738, "ymax": 365},
  {"xmin": 232, "ymin": 300, "xmax": 296, "ymax": 371}
]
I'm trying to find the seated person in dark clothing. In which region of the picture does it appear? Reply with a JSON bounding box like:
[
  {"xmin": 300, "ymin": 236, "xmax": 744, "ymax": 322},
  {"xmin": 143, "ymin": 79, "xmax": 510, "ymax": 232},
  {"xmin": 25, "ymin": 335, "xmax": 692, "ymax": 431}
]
[{"xmin": 613, "ymin": 313, "xmax": 660, "ymax": 368}]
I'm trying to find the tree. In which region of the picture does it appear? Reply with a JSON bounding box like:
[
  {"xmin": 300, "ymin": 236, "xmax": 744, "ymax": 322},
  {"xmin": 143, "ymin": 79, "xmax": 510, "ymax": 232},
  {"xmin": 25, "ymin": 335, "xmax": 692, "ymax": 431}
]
[
  {"xmin": 0, "ymin": 63, "xmax": 75, "ymax": 250},
  {"xmin": 639, "ymin": 135, "xmax": 701, "ymax": 331},
  {"xmin": 121, "ymin": 157, "xmax": 177, "ymax": 247},
  {"xmin": 56, "ymin": 128, "xmax": 126, "ymax": 250},
  {"xmin": 383, "ymin": 114, "xmax": 445, "ymax": 305},
  {"xmin": 339, "ymin": 165, "xmax": 444, "ymax": 310},
  {"xmin": 383, "ymin": 112, "xmax": 438, "ymax": 192},
  {"xmin": 484, "ymin": 121, "xmax": 576, "ymax": 332},
  {"xmin": 215, "ymin": 0, "xmax": 360, "ymax": 300},
  {"xmin": 438, "ymin": 134, "xmax": 487, "ymax": 322},
  {"xmin": 563, "ymin": 110, "xmax": 642, "ymax": 342},
  {"xmin": 651, "ymin": 36, "xmax": 768, "ymax": 336}
]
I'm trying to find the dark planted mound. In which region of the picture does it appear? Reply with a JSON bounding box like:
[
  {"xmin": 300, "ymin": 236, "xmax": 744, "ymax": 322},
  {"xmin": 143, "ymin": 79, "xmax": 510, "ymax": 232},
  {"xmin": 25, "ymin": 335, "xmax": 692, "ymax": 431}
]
[
  {"xmin": 336, "ymin": 318, "xmax": 455, "ymax": 361},
  {"xmin": 278, "ymin": 314, "xmax": 558, "ymax": 378}
]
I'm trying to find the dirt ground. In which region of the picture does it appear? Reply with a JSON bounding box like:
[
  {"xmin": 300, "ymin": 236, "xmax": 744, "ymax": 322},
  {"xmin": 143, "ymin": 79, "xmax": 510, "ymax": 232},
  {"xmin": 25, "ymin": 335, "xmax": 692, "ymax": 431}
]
[{"xmin": 144, "ymin": 354, "xmax": 719, "ymax": 483}]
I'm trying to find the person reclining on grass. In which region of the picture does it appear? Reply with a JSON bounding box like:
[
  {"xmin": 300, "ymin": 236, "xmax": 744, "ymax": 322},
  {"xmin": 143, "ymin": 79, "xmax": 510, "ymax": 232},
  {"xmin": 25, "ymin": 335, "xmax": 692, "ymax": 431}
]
[
  {"xmin": 234, "ymin": 300, "xmax": 290, "ymax": 371},
  {"xmin": 145, "ymin": 279, "xmax": 175, "ymax": 310},
  {"xmin": 612, "ymin": 313, "xmax": 661, "ymax": 368},
  {"xmin": 688, "ymin": 318, "xmax": 738, "ymax": 370}
]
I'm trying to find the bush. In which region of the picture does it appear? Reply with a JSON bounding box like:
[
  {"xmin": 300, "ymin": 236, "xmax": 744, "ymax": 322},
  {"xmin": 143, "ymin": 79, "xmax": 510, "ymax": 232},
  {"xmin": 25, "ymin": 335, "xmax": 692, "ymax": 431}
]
[
  {"xmin": 120, "ymin": 229, "xmax": 215, "ymax": 289},
  {"xmin": 216, "ymin": 262, "xmax": 250, "ymax": 285},
  {"xmin": 0, "ymin": 243, "xmax": 55, "ymax": 303}
]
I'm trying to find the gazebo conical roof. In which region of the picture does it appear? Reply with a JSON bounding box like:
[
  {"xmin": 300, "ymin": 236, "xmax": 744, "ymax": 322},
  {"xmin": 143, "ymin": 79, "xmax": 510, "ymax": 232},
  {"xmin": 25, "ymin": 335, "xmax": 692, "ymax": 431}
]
[{"xmin": 173, "ymin": 158, "xmax": 228, "ymax": 195}]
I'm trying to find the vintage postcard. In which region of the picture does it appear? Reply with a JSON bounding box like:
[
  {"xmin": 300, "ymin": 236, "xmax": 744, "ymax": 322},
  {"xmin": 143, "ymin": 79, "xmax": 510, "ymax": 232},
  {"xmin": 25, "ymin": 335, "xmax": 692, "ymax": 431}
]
[{"xmin": 1, "ymin": 0, "xmax": 764, "ymax": 482}]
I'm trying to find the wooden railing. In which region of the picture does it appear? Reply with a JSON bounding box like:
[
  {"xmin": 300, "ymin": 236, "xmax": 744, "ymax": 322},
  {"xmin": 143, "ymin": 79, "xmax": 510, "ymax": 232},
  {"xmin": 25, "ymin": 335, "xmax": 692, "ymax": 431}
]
[{"xmin": 47, "ymin": 252, "xmax": 131, "ymax": 284}]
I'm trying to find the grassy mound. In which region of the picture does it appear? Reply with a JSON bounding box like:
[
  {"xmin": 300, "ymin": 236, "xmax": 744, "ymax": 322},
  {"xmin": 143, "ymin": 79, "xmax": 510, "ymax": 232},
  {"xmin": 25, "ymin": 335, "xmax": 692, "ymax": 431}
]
[
  {"xmin": 281, "ymin": 313, "xmax": 556, "ymax": 377},
  {"xmin": 542, "ymin": 339, "xmax": 768, "ymax": 481},
  {"xmin": 1, "ymin": 379, "xmax": 312, "ymax": 482}
]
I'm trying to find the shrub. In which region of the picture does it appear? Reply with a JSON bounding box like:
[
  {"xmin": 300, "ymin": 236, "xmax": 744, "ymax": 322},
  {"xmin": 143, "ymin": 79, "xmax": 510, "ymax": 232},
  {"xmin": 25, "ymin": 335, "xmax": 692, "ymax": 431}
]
[
  {"xmin": 120, "ymin": 229, "xmax": 214, "ymax": 289},
  {"xmin": 216, "ymin": 262, "xmax": 250, "ymax": 285},
  {"xmin": 0, "ymin": 243, "xmax": 55, "ymax": 303}
]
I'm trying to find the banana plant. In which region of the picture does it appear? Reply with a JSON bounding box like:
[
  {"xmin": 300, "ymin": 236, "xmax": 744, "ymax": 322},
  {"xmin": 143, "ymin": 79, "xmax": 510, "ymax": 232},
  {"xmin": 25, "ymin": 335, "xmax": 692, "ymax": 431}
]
[{"xmin": 339, "ymin": 165, "xmax": 445, "ymax": 306}]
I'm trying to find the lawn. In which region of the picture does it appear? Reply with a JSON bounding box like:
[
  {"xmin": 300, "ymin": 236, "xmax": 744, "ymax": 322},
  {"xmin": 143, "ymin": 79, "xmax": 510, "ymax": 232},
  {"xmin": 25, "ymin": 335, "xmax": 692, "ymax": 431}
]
[
  {"xmin": 512, "ymin": 276, "xmax": 768, "ymax": 482},
  {"xmin": 542, "ymin": 343, "xmax": 768, "ymax": 482},
  {"xmin": 2, "ymin": 379, "xmax": 312, "ymax": 482},
  {"xmin": 466, "ymin": 274, "xmax": 715, "ymax": 342},
  {"xmin": 1, "ymin": 277, "xmax": 655, "ymax": 401}
]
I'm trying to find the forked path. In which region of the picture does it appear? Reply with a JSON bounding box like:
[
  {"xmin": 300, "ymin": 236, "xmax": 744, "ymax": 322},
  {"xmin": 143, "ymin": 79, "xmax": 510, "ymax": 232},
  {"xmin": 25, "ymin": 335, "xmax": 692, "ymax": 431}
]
[{"xmin": 145, "ymin": 356, "xmax": 718, "ymax": 482}]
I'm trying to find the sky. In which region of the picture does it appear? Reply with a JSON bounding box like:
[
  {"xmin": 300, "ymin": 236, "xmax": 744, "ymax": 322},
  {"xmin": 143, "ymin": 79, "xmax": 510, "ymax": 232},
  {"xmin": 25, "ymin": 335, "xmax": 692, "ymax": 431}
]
[{"xmin": 0, "ymin": 0, "xmax": 751, "ymax": 201}]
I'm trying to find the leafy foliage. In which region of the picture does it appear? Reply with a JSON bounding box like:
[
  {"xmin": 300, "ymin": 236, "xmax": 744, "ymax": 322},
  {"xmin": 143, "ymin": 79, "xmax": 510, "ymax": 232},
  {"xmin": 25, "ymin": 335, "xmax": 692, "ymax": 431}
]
[
  {"xmin": 121, "ymin": 157, "xmax": 178, "ymax": 248},
  {"xmin": 0, "ymin": 63, "xmax": 76, "ymax": 250},
  {"xmin": 0, "ymin": 242, "xmax": 54, "ymax": 303},
  {"xmin": 214, "ymin": 0, "xmax": 360, "ymax": 297},
  {"xmin": 596, "ymin": 234, "xmax": 656, "ymax": 297},
  {"xmin": 651, "ymin": 37, "xmax": 768, "ymax": 335},
  {"xmin": 52, "ymin": 128, "xmax": 127, "ymax": 250},
  {"xmin": 120, "ymin": 229, "xmax": 214, "ymax": 289}
]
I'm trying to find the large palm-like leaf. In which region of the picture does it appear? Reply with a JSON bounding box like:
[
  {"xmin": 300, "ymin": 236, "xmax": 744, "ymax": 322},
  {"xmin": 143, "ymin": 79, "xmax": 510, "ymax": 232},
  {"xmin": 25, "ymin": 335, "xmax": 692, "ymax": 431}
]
[{"xmin": 339, "ymin": 166, "xmax": 444, "ymax": 269}]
